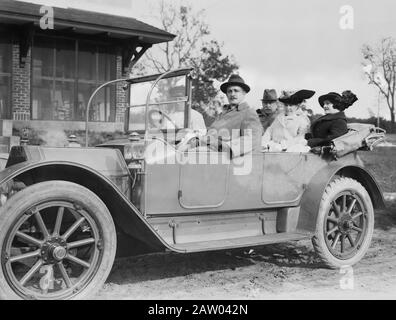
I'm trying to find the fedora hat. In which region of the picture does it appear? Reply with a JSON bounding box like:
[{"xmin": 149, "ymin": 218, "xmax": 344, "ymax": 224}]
[
  {"xmin": 279, "ymin": 89, "xmax": 315, "ymax": 105},
  {"xmin": 261, "ymin": 89, "xmax": 277, "ymax": 102},
  {"xmin": 318, "ymin": 90, "xmax": 358, "ymax": 111},
  {"xmin": 220, "ymin": 74, "xmax": 250, "ymax": 93}
]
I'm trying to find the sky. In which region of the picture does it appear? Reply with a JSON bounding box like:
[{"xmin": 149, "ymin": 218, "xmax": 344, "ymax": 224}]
[{"xmin": 18, "ymin": 0, "xmax": 396, "ymax": 119}]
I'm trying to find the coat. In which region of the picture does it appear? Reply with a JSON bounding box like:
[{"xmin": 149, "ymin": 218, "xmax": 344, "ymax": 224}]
[
  {"xmin": 206, "ymin": 102, "xmax": 263, "ymax": 157},
  {"xmin": 257, "ymin": 110, "xmax": 277, "ymax": 132},
  {"xmin": 262, "ymin": 113, "xmax": 310, "ymax": 146},
  {"xmin": 307, "ymin": 111, "xmax": 348, "ymax": 147}
]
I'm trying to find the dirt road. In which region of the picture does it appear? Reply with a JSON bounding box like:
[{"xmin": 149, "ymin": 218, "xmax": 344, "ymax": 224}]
[{"xmin": 95, "ymin": 202, "xmax": 396, "ymax": 300}]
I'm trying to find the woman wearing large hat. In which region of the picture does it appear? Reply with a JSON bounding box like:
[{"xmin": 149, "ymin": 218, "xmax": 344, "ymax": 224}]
[
  {"xmin": 261, "ymin": 89, "xmax": 314, "ymax": 152},
  {"xmin": 278, "ymin": 89, "xmax": 316, "ymax": 106},
  {"xmin": 307, "ymin": 90, "xmax": 358, "ymax": 147}
]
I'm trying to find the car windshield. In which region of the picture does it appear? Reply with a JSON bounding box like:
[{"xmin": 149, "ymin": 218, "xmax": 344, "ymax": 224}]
[{"xmin": 127, "ymin": 74, "xmax": 189, "ymax": 132}]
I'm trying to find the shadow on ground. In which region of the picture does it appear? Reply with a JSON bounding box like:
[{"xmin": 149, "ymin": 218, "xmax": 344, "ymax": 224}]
[{"xmin": 107, "ymin": 240, "xmax": 324, "ymax": 286}]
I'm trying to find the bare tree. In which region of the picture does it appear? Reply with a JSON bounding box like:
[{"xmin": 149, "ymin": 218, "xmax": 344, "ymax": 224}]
[
  {"xmin": 144, "ymin": 2, "xmax": 209, "ymax": 72},
  {"xmin": 362, "ymin": 37, "xmax": 396, "ymax": 132},
  {"xmin": 134, "ymin": 2, "xmax": 238, "ymax": 106}
]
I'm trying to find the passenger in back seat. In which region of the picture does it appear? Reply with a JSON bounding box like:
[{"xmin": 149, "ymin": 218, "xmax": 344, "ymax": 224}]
[
  {"xmin": 256, "ymin": 89, "xmax": 281, "ymax": 132},
  {"xmin": 307, "ymin": 91, "xmax": 358, "ymax": 148},
  {"xmin": 261, "ymin": 89, "xmax": 315, "ymax": 152}
]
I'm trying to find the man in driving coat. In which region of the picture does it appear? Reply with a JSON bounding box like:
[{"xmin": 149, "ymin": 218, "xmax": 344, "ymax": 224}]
[{"xmin": 202, "ymin": 75, "xmax": 263, "ymax": 157}]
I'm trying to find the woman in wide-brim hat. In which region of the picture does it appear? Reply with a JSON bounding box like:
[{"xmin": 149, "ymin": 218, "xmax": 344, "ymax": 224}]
[
  {"xmin": 307, "ymin": 90, "xmax": 358, "ymax": 148},
  {"xmin": 262, "ymin": 89, "xmax": 314, "ymax": 152},
  {"xmin": 278, "ymin": 89, "xmax": 315, "ymax": 106},
  {"xmin": 278, "ymin": 89, "xmax": 315, "ymax": 137}
]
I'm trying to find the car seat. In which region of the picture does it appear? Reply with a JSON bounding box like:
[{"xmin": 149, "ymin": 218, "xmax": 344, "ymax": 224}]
[{"xmin": 311, "ymin": 123, "xmax": 386, "ymax": 159}]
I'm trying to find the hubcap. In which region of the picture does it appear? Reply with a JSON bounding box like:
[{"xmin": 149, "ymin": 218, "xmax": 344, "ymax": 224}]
[
  {"xmin": 52, "ymin": 246, "xmax": 67, "ymax": 261},
  {"xmin": 344, "ymin": 220, "xmax": 354, "ymax": 230},
  {"xmin": 338, "ymin": 215, "xmax": 354, "ymax": 234},
  {"xmin": 40, "ymin": 237, "xmax": 68, "ymax": 263}
]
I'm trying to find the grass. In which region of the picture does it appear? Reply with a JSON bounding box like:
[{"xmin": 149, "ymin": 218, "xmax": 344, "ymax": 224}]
[
  {"xmin": 359, "ymin": 147, "xmax": 396, "ymax": 193},
  {"xmin": 375, "ymin": 200, "xmax": 396, "ymax": 230},
  {"xmin": 385, "ymin": 134, "xmax": 396, "ymax": 145},
  {"xmin": 361, "ymin": 145, "xmax": 396, "ymax": 229}
]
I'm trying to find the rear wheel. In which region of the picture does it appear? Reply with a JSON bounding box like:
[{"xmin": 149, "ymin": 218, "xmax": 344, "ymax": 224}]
[
  {"xmin": 0, "ymin": 181, "xmax": 116, "ymax": 300},
  {"xmin": 312, "ymin": 177, "xmax": 374, "ymax": 269}
]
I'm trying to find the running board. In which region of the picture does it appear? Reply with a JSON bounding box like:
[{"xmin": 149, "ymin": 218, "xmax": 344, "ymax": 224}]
[{"xmin": 171, "ymin": 232, "xmax": 310, "ymax": 253}]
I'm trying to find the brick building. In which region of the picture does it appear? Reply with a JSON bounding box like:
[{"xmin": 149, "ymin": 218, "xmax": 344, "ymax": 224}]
[{"xmin": 0, "ymin": 0, "xmax": 174, "ymax": 140}]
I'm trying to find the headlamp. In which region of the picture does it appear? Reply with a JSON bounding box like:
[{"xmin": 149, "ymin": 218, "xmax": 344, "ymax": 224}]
[
  {"xmin": 123, "ymin": 144, "xmax": 145, "ymax": 161},
  {"xmin": 124, "ymin": 145, "xmax": 133, "ymax": 160}
]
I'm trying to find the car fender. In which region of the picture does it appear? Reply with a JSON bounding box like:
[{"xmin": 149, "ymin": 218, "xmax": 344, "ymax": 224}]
[
  {"xmin": 0, "ymin": 160, "xmax": 179, "ymax": 253},
  {"xmin": 297, "ymin": 163, "xmax": 385, "ymax": 234}
]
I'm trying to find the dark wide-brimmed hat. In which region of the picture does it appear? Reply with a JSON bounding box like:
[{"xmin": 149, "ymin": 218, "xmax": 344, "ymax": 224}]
[
  {"xmin": 220, "ymin": 74, "xmax": 250, "ymax": 93},
  {"xmin": 318, "ymin": 90, "xmax": 358, "ymax": 111},
  {"xmin": 261, "ymin": 89, "xmax": 277, "ymax": 102},
  {"xmin": 278, "ymin": 89, "xmax": 315, "ymax": 105}
]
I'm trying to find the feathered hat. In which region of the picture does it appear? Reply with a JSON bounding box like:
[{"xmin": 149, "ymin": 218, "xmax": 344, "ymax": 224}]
[{"xmin": 318, "ymin": 91, "xmax": 358, "ymax": 111}]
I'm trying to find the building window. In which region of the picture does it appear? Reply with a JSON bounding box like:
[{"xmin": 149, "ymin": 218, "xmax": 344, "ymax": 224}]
[
  {"xmin": 77, "ymin": 42, "xmax": 116, "ymax": 122},
  {"xmin": 0, "ymin": 37, "xmax": 12, "ymax": 120},
  {"xmin": 32, "ymin": 36, "xmax": 116, "ymax": 122}
]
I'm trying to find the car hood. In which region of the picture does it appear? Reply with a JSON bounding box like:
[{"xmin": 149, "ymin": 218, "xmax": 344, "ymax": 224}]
[{"xmin": 4, "ymin": 145, "xmax": 129, "ymax": 177}]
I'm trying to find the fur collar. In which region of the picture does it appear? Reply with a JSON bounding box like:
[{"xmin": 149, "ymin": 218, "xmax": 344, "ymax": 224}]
[{"xmin": 315, "ymin": 111, "xmax": 346, "ymax": 122}]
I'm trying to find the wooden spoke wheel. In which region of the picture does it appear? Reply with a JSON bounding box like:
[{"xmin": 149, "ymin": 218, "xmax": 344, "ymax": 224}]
[
  {"xmin": 312, "ymin": 177, "xmax": 374, "ymax": 269},
  {"xmin": 0, "ymin": 181, "xmax": 116, "ymax": 300}
]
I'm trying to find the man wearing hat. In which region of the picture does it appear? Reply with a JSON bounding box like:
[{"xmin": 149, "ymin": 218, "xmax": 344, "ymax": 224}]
[
  {"xmin": 256, "ymin": 89, "xmax": 280, "ymax": 132},
  {"xmin": 201, "ymin": 74, "xmax": 263, "ymax": 157}
]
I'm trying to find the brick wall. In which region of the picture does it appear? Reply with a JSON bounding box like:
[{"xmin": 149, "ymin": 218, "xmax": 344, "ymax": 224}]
[
  {"xmin": 115, "ymin": 54, "xmax": 127, "ymax": 123},
  {"xmin": 12, "ymin": 43, "xmax": 31, "ymax": 120}
]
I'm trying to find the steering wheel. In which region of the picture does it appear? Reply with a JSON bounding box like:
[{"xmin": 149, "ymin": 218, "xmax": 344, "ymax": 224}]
[
  {"xmin": 148, "ymin": 109, "xmax": 179, "ymax": 130},
  {"xmin": 176, "ymin": 130, "xmax": 200, "ymax": 151}
]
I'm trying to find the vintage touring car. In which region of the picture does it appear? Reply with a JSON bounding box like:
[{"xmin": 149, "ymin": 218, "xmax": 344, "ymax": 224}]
[{"xmin": 0, "ymin": 68, "xmax": 386, "ymax": 299}]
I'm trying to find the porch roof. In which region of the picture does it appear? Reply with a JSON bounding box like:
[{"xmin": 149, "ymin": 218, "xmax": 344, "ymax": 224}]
[{"xmin": 0, "ymin": 0, "xmax": 175, "ymax": 44}]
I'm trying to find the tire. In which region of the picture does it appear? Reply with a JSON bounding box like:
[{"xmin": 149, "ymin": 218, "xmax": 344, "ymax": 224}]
[
  {"xmin": 312, "ymin": 177, "xmax": 374, "ymax": 269},
  {"xmin": 0, "ymin": 181, "xmax": 116, "ymax": 300}
]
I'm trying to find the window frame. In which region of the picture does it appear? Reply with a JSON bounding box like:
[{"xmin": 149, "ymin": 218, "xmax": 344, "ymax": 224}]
[
  {"xmin": 31, "ymin": 35, "xmax": 117, "ymax": 122},
  {"xmin": 0, "ymin": 32, "xmax": 13, "ymax": 120}
]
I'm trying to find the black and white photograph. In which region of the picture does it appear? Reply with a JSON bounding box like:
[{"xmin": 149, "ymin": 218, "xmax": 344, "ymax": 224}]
[{"xmin": 0, "ymin": 0, "xmax": 395, "ymax": 304}]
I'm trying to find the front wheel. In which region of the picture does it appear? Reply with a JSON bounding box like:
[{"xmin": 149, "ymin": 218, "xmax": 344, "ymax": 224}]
[
  {"xmin": 0, "ymin": 181, "xmax": 116, "ymax": 300},
  {"xmin": 312, "ymin": 177, "xmax": 374, "ymax": 269}
]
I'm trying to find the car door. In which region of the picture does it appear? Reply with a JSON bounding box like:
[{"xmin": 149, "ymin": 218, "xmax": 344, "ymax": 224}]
[
  {"xmin": 178, "ymin": 149, "xmax": 230, "ymax": 209},
  {"xmin": 261, "ymin": 153, "xmax": 307, "ymax": 206}
]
